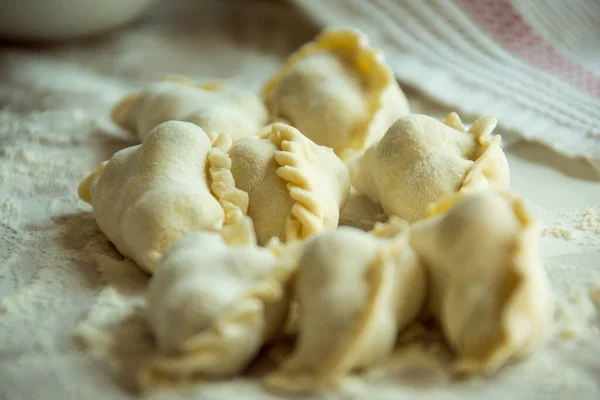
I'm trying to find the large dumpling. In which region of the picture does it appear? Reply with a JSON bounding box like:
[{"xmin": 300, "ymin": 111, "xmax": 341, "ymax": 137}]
[
  {"xmin": 351, "ymin": 113, "xmax": 509, "ymax": 221},
  {"xmin": 228, "ymin": 123, "xmax": 351, "ymax": 245},
  {"xmin": 77, "ymin": 121, "xmax": 226, "ymax": 273},
  {"xmin": 409, "ymin": 191, "xmax": 553, "ymax": 375},
  {"xmin": 140, "ymin": 226, "xmax": 293, "ymax": 389},
  {"xmin": 112, "ymin": 76, "xmax": 267, "ymax": 142},
  {"xmin": 263, "ymin": 29, "xmax": 410, "ymax": 161},
  {"xmin": 267, "ymin": 222, "xmax": 426, "ymax": 392}
]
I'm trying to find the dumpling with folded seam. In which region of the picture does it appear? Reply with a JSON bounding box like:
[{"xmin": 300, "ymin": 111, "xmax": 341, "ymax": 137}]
[
  {"xmin": 266, "ymin": 219, "xmax": 426, "ymax": 393},
  {"xmin": 112, "ymin": 76, "xmax": 268, "ymax": 142},
  {"xmin": 77, "ymin": 121, "xmax": 247, "ymax": 273},
  {"xmin": 409, "ymin": 191, "xmax": 553, "ymax": 375},
  {"xmin": 228, "ymin": 122, "xmax": 351, "ymax": 245},
  {"xmin": 263, "ymin": 28, "xmax": 410, "ymax": 161},
  {"xmin": 139, "ymin": 220, "xmax": 295, "ymax": 390},
  {"xmin": 351, "ymin": 112, "xmax": 509, "ymax": 222}
]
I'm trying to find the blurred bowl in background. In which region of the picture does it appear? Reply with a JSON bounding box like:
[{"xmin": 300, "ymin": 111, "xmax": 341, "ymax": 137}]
[{"xmin": 0, "ymin": 0, "xmax": 159, "ymax": 41}]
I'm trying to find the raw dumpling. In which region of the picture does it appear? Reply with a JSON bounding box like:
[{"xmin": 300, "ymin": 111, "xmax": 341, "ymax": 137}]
[
  {"xmin": 351, "ymin": 113, "xmax": 509, "ymax": 221},
  {"xmin": 410, "ymin": 191, "xmax": 553, "ymax": 375},
  {"xmin": 267, "ymin": 223, "xmax": 426, "ymax": 392},
  {"xmin": 139, "ymin": 226, "xmax": 293, "ymax": 389},
  {"xmin": 262, "ymin": 28, "xmax": 410, "ymax": 161},
  {"xmin": 228, "ymin": 123, "xmax": 351, "ymax": 245},
  {"xmin": 77, "ymin": 121, "xmax": 225, "ymax": 273},
  {"xmin": 112, "ymin": 76, "xmax": 268, "ymax": 142}
]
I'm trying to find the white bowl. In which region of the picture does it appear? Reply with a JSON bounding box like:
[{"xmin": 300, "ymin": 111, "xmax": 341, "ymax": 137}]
[{"xmin": 0, "ymin": 0, "xmax": 159, "ymax": 41}]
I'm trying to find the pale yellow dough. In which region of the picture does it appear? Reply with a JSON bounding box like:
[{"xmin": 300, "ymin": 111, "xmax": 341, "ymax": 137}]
[
  {"xmin": 267, "ymin": 221, "xmax": 426, "ymax": 393},
  {"xmin": 229, "ymin": 123, "xmax": 351, "ymax": 245},
  {"xmin": 112, "ymin": 76, "xmax": 268, "ymax": 142},
  {"xmin": 139, "ymin": 228, "xmax": 293, "ymax": 389},
  {"xmin": 351, "ymin": 113, "xmax": 510, "ymax": 221},
  {"xmin": 77, "ymin": 121, "xmax": 225, "ymax": 273},
  {"xmin": 410, "ymin": 191, "xmax": 553, "ymax": 375},
  {"xmin": 263, "ymin": 28, "xmax": 410, "ymax": 161}
]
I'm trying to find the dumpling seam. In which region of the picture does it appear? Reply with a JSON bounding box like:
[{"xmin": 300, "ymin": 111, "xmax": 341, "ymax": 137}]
[
  {"xmin": 207, "ymin": 132, "xmax": 250, "ymax": 227},
  {"xmin": 440, "ymin": 113, "xmax": 507, "ymax": 194},
  {"xmin": 315, "ymin": 245, "xmax": 395, "ymax": 383},
  {"xmin": 454, "ymin": 206, "xmax": 536, "ymax": 375},
  {"xmin": 263, "ymin": 124, "xmax": 326, "ymax": 242}
]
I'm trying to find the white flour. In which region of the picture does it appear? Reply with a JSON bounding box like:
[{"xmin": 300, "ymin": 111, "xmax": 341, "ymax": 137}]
[
  {"xmin": 541, "ymin": 205, "xmax": 600, "ymax": 249},
  {"xmin": 542, "ymin": 226, "xmax": 574, "ymax": 240}
]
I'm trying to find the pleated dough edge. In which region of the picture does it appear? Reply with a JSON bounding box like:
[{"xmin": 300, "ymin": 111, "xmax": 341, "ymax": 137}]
[
  {"xmin": 452, "ymin": 196, "xmax": 553, "ymax": 375},
  {"xmin": 77, "ymin": 161, "xmax": 107, "ymax": 204},
  {"xmin": 458, "ymin": 114, "xmax": 510, "ymax": 193},
  {"xmin": 206, "ymin": 133, "xmax": 250, "ymax": 229},
  {"xmin": 261, "ymin": 123, "xmax": 330, "ymax": 242}
]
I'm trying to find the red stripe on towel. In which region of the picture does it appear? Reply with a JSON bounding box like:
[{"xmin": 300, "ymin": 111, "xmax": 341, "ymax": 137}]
[{"xmin": 459, "ymin": 0, "xmax": 600, "ymax": 98}]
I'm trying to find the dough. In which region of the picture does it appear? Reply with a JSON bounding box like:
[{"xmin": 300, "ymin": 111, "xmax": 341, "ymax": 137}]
[
  {"xmin": 139, "ymin": 228, "xmax": 293, "ymax": 389},
  {"xmin": 351, "ymin": 113, "xmax": 510, "ymax": 221},
  {"xmin": 77, "ymin": 121, "xmax": 225, "ymax": 273},
  {"xmin": 229, "ymin": 123, "xmax": 351, "ymax": 245},
  {"xmin": 410, "ymin": 191, "xmax": 554, "ymax": 375},
  {"xmin": 207, "ymin": 132, "xmax": 250, "ymax": 231},
  {"xmin": 111, "ymin": 76, "xmax": 268, "ymax": 142},
  {"xmin": 262, "ymin": 28, "xmax": 410, "ymax": 161},
  {"xmin": 267, "ymin": 222, "xmax": 426, "ymax": 392}
]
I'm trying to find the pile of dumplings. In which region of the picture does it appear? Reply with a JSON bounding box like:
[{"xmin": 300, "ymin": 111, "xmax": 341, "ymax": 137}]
[{"xmin": 78, "ymin": 28, "xmax": 553, "ymax": 393}]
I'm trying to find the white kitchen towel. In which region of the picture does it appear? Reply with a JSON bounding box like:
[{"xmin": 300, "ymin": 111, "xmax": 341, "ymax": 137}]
[{"xmin": 293, "ymin": 0, "xmax": 600, "ymax": 168}]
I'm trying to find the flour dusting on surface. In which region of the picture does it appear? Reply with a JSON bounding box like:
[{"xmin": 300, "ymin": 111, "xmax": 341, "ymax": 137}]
[
  {"xmin": 541, "ymin": 205, "xmax": 600, "ymax": 249},
  {"xmin": 542, "ymin": 226, "xmax": 574, "ymax": 240}
]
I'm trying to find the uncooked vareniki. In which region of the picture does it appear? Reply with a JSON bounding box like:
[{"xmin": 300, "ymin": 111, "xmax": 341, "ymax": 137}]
[
  {"xmin": 112, "ymin": 76, "xmax": 268, "ymax": 142},
  {"xmin": 267, "ymin": 224, "xmax": 426, "ymax": 392},
  {"xmin": 139, "ymin": 227, "xmax": 293, "ymax": 389},
  {"xmin": 77, "ymin": 121, "xmax": 224, "ymax": 273},
  {"xmin": 228, "ymin": 123, "xmax": 351, "ymax": 245},
  {"xmin": 262, "ymin": 28, "xmax": 410, "ymax": 161},
  {"xmin": 410, "ymin": 191, "xmax": 553, "ymax": 375},
  {"xmin": 351, "ymin": 113, "xmax": 509, "ymax": 221}
]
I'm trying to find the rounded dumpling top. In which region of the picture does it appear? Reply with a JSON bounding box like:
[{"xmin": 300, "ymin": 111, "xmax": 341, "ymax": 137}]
[
  {"xmin": 351, "ymin": 113, "xmax": 509, "ymax": 221},
  {"xmin": 263, "ymin": 28, "xmax": 410, "ymax": 161}
]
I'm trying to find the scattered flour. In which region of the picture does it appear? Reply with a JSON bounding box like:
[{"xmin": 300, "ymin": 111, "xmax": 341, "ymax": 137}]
[
  {"xmin": 541, "ymin": 204, "xmax": 600, "ymax": 248},
  {"xmin": 542, "ymin": 226, "xmax": 574, "ymax": 240},
  {"xmin": 553, "ymin": 289, "xmax": 600, "ymax": 342},
  {"xmin": 576, "ymin": 207, "xmax": 600, "ymax": 234}
]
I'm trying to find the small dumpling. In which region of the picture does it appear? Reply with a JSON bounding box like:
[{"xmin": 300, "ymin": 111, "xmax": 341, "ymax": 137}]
[
  {"xmin": 112, "ymin": 76, "xmax": 268, "ymax": 142},
  {"xmin": 409, "ymin": 191, "xmax": 553, "ymax": 375},
  {"xmin": 263, "ymin": 28, "xmax": 410, "ymax": 161},
  {"xmin": 228, "ymin": 123, "xmax": 351, "ymax": 245},
  {"xmin": 77, "ymin": 121, "xmax": 225, "ymax": 273},
  {"xmin": 139, "ymin": 227, "xmax": 293, "ymax": 389},
  {"xmin": 267, "ymin": 223, "xmax": 426, "ymax": 392},
  {"xmin": 351, "ymin": 113, "xmax": 509, "ymax": 221}
]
